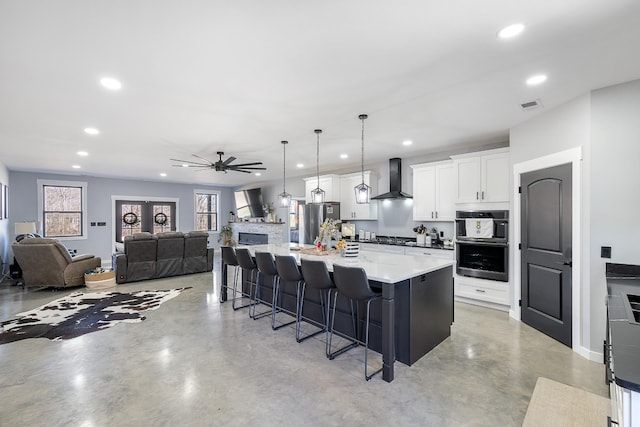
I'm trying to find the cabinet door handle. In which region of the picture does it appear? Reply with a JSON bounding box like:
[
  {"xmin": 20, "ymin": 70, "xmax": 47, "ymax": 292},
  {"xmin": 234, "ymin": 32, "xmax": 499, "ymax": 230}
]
[
  {"xmin": 476, "ymin": 191, "xmax": 479, "ymax": 200},
  {"xmin": 431, "ymin": 212, "xmax": 434, "ymax": 218},
  {"xmin": 435, "ymin": 211, "xmax": 438, "ymax": 219},
  {"xmin": 482, "ymin": 191, "xmax": 485, "ymax": 200},
  {"xmin": 475, "ymin": 289, "xmax": 486, "ymax": 293}
]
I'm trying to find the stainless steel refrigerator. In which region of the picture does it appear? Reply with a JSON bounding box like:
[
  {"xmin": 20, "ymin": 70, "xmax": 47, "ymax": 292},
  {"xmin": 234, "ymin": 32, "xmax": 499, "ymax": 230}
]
[{"xmin": 301, "ymin": 202, "xmax": 340, "ymax": 245}]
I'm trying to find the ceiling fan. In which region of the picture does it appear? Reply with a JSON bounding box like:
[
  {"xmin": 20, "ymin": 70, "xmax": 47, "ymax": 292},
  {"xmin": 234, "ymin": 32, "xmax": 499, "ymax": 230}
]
[{"xmin": 170, "ymin": 152, "xmax": 266, "ymax": 174}]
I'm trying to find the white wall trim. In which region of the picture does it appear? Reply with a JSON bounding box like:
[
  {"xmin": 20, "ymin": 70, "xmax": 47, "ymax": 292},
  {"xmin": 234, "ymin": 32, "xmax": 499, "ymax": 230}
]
[
  {"xmin": 511, "ymin": 146, "xmax": 584, "ymax": 356},
  {"xmin": 110, "ymin": 195, "xmax": 180, "ymax": 254}
]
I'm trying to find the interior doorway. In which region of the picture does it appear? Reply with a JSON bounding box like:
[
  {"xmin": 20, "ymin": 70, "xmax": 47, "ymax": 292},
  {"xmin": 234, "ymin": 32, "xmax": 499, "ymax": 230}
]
[
  {"xmin": 520, "ymin": 163, "xmax": 572, "ymax": 346},
  {"xmin": 512, "ymin": 147, "xmax": 585, "ymax": 358}
]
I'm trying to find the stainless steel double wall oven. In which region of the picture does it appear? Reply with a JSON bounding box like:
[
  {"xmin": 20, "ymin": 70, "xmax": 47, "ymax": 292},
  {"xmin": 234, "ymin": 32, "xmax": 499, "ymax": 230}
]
[{"xmin": 455, "ymin": 210, "xmax": 509, "ymax": 282}]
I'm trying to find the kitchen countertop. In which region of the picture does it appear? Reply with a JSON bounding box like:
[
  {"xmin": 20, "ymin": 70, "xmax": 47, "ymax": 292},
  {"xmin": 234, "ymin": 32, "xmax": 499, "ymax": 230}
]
[
  {"xmin": 356, "ymin": 236, "xmax": 454, "ymax": 251},
  {"xmin": 244, "ymin": 243, "xmax": 455, "ymax": 284},
  {"xmin": 606, "ymin": 263, "xmax": 640, "ymax": 392}
]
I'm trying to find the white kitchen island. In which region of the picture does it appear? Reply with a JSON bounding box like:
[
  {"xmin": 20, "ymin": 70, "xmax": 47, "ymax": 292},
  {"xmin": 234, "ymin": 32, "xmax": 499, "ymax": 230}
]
[{"xmin": 221, "ymin": 243, "xmax": 455, "ymax": 383}]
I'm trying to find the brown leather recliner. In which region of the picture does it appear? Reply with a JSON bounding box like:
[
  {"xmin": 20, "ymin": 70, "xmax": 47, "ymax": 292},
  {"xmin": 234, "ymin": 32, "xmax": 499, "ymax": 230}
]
[{"xmin": 11, "ymin": 238, "xmax": 102, "ymax": 288}]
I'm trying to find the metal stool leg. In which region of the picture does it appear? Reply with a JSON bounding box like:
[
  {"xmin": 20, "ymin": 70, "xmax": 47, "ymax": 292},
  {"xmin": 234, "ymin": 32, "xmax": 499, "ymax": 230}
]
[
  {"xmin": 272, "ymin": 276, "xmax": 296, "ymax": 331},
  {"xmin": 232, "ymin": 266, "xmax": 252, "ymax": 310},
  {"xmin": 365, "ymin": 296, "xmax": 382, "ymax": 381},
  {"xmin": 327, "ymin": 291, "xmax": 358, "ymax": 360},
  {"xmin": 251, "ymin": 271, "xmax": 272, "ymax": 320},
  {"xmin": 295, "ymin": 282, "xmax": 326, "ymax": 343}
]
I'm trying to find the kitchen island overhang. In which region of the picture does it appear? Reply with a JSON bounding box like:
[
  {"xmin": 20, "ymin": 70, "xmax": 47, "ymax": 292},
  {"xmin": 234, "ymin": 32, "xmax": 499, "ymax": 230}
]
[{"xmin": 221, "ymin": 243, "xmax": 455, "ymax": 382}]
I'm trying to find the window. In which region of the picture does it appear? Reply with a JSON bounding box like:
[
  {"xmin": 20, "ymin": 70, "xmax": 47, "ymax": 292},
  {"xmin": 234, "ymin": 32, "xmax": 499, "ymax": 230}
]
[
  {"xmin": 37, "ymin": 179, "xmax": 88, "ymax": 239},
  {"xmin": 195, "ymin": 190, "xmax": 220, "ymax": 231}
]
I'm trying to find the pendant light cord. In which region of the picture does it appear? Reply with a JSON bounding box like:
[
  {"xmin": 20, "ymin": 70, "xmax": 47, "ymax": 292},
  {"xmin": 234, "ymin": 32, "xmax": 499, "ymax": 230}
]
[
  {"xmin": 282, "ymin": 141, "xmax": 287, "ymax": 192},
  {"xmin": 315, "ymin": 129, "xmax": 322, "ymax": 189},
  {"xmin": 359, "ymin": 114, "xmax": 368, "ymax": 183}
]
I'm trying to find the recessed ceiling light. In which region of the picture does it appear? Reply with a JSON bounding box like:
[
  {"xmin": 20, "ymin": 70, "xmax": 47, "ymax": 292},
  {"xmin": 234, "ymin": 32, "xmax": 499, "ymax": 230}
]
[
  {"xmin": 72, "ymin": 165, "xmax": 81, "ymax": 169},
  {"xmin": 77, "ymin": 151, "xmax": 88, "ymax": 156},
  {"xmin": 296, "ymin": 163, "xmax": 304, "ymax": 168},
  {"xmin": 340, "ymin": 154, "xmax": 348, "ymax": 159},
  {"xmin": 100, "ymin": 77, "xmax": 122, "ymax": 90},
  {"xmin": 498, "ymin": 23, "xmax": 525, "ymax": 39},
  {"xmin": 84, "ymin": 127, "xmax": 99, "ymax": 135},
  {"xmin": 403, "ymin": 140, "xmax": 413, "ymax": 146},
  {"xmin": 254, "ymin": 172, "xmax": 261, "ymax": 176},
  {"xmin": 526, "ymin": 74, "xmax": 547, "ymax": 86},
  {"xmin": 160, "ymin": 172, "xmax": 167, "ymax": 177}
]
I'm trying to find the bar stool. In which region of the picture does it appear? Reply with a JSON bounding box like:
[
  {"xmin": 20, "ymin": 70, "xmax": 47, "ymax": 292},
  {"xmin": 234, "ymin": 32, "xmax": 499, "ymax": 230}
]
[
  {"xmin": 254, "ymin": 252, "xmax": 286, "ymax": 326},
  {"xmin": 299, "ymin": 259, "xmax": 335, "ymax": 349},
  {"xmin": 273, "ymin": 255, "xmax": 303, "ymax": 332},
  {"xmin": 329, "ymin": 263, "xmax": 383, "ymax": 381},
  {"xmin": 235, "ymin": 248, "xmax": 259, "ymax": 316},
  {"xmin": 221, "ymin": 246, "xmax": 249, "ymax": 309}
]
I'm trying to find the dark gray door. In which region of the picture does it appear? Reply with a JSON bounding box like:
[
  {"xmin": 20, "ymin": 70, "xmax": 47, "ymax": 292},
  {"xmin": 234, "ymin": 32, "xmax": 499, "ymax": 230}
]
[{"xmin": 521, "ymin": 163, "xmax": 572, "ymax": 347}]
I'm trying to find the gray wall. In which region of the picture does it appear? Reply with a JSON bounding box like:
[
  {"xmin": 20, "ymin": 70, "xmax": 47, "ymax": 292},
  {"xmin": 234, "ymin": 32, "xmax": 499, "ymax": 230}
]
[
  {"xmin": 8, "ymin": 171, "xmax": 235, "ymax": 262},
  {"xmin": 0, "ymin": 161, "xmax": 9, "ymax": 277},
  {"xmin": 510, "ymin": 78, "xmax": 640, "ymax": 355}
]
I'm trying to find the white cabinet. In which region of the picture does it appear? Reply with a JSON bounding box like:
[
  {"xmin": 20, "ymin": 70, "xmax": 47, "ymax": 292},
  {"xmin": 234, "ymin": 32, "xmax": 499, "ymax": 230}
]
[
  {"xmin": 454, "ymin": 275, "xmax": 509, "ymax": 310},
  {"xmin": 359, "ymin": 242, "xmax": 404, "ymax": 254},
  {"xmin": 451, "ymin": 148, "xmax": 509, "ymax": 204},
  {"xmin": 410, "ymin": 161, "xmax": 455, "ymax": 221},
  {"xmin": 339, "ymin": 171, "xmax": 378, "ymax": 220},
  {"xmin": 303, "ymin": 174, "xmax": 341, "ymax": 204}
]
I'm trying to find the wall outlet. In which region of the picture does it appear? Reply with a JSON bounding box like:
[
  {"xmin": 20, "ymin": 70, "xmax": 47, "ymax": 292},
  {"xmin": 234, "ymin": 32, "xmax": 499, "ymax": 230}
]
[{"xmin": 601, "ymin": 246, "xmax": 612, "ymax": 259}]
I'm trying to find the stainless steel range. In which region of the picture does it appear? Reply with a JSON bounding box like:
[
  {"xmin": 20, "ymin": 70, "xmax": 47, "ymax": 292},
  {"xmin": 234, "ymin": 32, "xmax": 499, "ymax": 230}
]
[{"xmin": 455, "ymin": 210, "xmax": 509, "ymax": 282}]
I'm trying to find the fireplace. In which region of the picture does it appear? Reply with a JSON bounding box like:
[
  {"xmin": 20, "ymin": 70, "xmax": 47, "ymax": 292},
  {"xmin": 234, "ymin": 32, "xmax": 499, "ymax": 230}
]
[{"xmin": 238, "ymin": 232, "xmax": 268, "ymax": 245}]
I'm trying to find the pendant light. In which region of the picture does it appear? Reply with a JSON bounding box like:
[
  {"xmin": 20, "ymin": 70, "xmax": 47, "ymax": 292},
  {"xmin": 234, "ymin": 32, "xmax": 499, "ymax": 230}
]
[
  {"xmin": 354, "ymin": 114, "xmax": 371, "ymax": 204},
  {"xmin": 277, "ymin": 140, "xmax": 291, "ymax": 208},
  {"xmin": 310, "ymin": 129, "xmax": 325, "ymax": 204}
]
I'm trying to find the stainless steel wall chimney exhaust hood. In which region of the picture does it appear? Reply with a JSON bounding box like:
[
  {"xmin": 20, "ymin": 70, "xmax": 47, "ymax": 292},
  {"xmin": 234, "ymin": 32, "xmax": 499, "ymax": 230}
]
[{"xmin": 371, "ymin": 158, "xmax": 413, "ymax": 200}]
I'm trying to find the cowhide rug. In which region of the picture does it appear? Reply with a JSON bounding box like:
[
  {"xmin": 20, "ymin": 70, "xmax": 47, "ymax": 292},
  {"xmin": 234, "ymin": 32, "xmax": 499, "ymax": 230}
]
[{"xmin": 0, "ymin": 288, "xmax": 190, "ymax": 344}]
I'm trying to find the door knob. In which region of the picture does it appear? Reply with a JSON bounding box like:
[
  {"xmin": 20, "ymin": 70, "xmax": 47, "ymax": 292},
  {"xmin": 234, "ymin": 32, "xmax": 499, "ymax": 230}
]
[{"xmin": 563, "ymin": 260, "xmax": 573, "ymax": 267}]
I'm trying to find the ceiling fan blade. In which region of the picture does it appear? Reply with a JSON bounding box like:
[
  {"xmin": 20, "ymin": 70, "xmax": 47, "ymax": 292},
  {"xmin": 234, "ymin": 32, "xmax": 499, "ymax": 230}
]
[
  {"xmin": 229, "ymin": 162, "xmax": 263, "ymax": 167},
  {"xmin": 222, "ymin": 156, "xmax": 236, "ymax": 166},
  {"xmin": 230, "ymin": 166, "xmax": 266, "ymax": 171},
  {"xmin": 232, "ymin": 169, "xmax": 252, "ymax": 173},
  {"xmin": 191, "ymin": 154, "xmax": 215, "ymax": 164},
  {"xmin": 169, "ymin": 158, "xmax": 211, "ymax": 166}
]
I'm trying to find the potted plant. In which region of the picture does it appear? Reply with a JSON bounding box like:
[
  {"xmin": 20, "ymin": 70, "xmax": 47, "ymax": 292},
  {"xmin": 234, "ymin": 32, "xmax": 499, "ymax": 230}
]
[
  {"xmin": 218, "ymin": 225, "xmax": 235, "ymax": 246},
  {"xmin": 413, "ymin": 224, "xmax": 427, "ymax": 246}
]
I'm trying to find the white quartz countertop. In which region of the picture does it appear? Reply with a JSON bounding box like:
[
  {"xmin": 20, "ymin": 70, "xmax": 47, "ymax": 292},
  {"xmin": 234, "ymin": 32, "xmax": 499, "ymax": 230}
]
[{"xmin": 243, "ymin": 243, "xmax": 455, "ymax": 284}]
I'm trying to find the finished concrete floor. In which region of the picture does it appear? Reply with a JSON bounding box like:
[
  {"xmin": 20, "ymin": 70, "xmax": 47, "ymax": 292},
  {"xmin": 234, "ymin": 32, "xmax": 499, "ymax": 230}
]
[{"xmin": 0, "ymin": 259, "xmax": 608, "ymax": 426}]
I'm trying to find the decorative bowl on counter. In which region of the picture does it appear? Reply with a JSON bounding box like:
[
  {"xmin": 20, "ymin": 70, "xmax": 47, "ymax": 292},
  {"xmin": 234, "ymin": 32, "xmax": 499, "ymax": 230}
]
[{"xmin": 341, "ymin": 242, "xmax": 360, "ymax": 257}]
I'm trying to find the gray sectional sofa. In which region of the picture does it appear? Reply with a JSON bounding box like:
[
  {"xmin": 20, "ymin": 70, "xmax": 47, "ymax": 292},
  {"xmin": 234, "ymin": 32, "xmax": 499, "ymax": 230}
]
[{"xmin": 113, "ymin": 231, "xmax": 214, "ymax": 284}]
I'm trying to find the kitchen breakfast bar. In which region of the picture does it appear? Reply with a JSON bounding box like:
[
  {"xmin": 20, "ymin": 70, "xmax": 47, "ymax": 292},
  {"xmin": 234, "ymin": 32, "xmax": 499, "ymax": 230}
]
[{"xmin": 220, "ymin": 243, "xmax": 455, "ymax": 382}]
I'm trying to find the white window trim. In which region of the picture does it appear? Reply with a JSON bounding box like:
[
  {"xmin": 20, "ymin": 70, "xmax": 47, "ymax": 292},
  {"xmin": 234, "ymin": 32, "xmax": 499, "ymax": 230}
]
[
  {"xmin": 194, "ymin": 189, "xmax": 221, "ymax": 232},
  {"xmin": 37, "ymin": 179, "xmax": 88, "ymax": 241}
]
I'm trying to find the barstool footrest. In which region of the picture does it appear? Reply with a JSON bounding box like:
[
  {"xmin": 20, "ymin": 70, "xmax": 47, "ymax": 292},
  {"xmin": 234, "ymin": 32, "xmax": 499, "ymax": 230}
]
[
  {"xmin": 328, "ymin": 341, "xmax": 359, "ymax": 360},
  {"xmin": 272, "ymin": 319, "xmax": 296, "ymax": 330},
  {"xmin": 296, "ymin": 327, "xmax": 324, "ymax": 343},
  {"xmin": 366, "ymin": 367, "xmax": 382, "ymax": 381}
]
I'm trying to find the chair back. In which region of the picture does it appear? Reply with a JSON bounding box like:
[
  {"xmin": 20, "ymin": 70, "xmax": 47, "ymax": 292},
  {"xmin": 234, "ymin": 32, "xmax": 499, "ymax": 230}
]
[
  {"xmin": 275, "ymin": 255, "xmax": 302, "ymax": 282},
  {"xmin": 300, "ymin": 259, "xmax": 334, "ymax": 290},
  {"xmin": 235, "ymin": 248, "xmax": 256, "ymax": 270},
  {"xmin": 221, "ymin": 246, "xmax": 238, "ymax": 267},
  {"xmin": 255, "ymin": 251, "xmax": 277, "ymax": 276},
  {"xmin": 332, "ymin": 264, "xmax": 377, "ymax": 301}
]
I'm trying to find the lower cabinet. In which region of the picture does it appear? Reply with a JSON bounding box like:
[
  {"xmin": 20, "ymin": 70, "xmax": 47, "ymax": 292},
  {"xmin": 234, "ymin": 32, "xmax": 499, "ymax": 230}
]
[{"xmin": 454, "ymin": 275, "xmax": 509, "ymax": 310}]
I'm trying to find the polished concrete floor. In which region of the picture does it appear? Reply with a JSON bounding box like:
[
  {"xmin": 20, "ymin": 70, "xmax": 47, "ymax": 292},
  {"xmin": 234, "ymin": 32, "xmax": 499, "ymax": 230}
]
[{"xmin": 0, "ymin": 258, "xmax": 608, "ymax": 426}]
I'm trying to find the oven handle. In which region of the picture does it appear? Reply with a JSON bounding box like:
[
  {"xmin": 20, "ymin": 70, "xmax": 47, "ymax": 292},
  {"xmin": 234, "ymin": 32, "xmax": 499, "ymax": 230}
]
[{"xmin": 456, "ymin": 240, "xmax": 508, "ymax": 248}]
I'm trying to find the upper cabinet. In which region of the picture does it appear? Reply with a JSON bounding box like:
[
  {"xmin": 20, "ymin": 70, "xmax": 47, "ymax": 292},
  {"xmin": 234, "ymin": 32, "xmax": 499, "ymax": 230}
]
[
  {"xmin": 340, "ymin": 171, "xmax": 378, "ymax": 220},
  {"xmin": 410, "ymin": 161, "xmax": 455, "ymax": 221},
  {"xmin": 303, "ymin": 174, "xmax": 341, "ymax": 204},
  {"xmin": 451, "ymin": 148, "xmax": 509, "ymax": 204}
]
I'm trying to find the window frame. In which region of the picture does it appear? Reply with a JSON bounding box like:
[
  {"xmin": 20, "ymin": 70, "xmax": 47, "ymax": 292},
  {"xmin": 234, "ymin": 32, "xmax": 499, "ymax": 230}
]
[
  {"xmin": 37, "ymin": 179, "xmax": 88, "ymax": 240},
  {"xmin": 194, "ymin": 189, "xmax": 221, "ymax": 232}
]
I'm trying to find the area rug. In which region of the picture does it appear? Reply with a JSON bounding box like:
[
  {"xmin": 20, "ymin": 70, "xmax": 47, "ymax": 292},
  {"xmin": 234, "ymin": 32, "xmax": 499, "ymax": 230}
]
[
  {"xmin": 522, "ymin": 377, "xmax": 610, "ymax": 426},
  {"xmin": 0, "ymin": 288, "xmax": 191, "ymax": 344}
]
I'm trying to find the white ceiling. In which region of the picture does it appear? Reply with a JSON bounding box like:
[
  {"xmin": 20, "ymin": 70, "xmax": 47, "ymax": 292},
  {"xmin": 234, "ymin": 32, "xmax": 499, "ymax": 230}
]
[{"xmin": 1, "ymin": 0, "xmax": 640, "ymax": 187}]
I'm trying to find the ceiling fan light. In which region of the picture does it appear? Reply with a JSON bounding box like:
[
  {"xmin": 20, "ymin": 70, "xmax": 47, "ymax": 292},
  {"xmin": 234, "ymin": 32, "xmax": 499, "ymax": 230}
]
[{"xmin": 355, "ymin": 182, "xmax": 371, "ymax": 204}]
